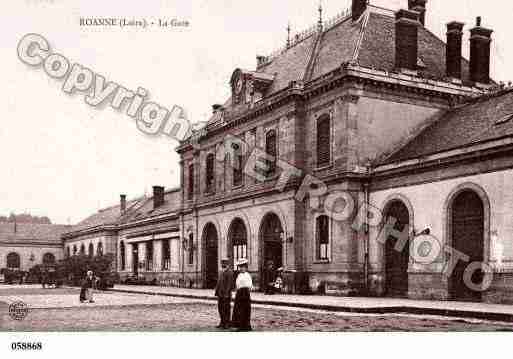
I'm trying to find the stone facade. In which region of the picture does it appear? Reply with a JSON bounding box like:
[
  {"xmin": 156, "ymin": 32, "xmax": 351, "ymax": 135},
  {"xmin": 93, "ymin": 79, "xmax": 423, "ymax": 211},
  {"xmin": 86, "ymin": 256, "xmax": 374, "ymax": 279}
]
[{"xmin": 59, "ymin": 2, "xmax": 513, "ymax": 304}]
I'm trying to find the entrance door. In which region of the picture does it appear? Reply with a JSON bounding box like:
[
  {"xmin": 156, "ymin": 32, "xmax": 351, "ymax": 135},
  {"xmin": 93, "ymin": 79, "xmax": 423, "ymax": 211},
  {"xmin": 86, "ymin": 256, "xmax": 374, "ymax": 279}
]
[
  {"xmin": 450, "ymin": 190, "xmax": 484, "ymax": 302},
  {"xmin": 384, "ymin": 201, "xmax": 410, "ymax": 297},
  {"xmin": 204, "ymin": 223, "xmax": 219, "ymax": 289},
  {"xmin": 260, "ymin": 213, "xmax": 284, "ymax": 289},
  {"xmin": 132, "ymin": 244, "xmax": 139, "ymax": 276}
]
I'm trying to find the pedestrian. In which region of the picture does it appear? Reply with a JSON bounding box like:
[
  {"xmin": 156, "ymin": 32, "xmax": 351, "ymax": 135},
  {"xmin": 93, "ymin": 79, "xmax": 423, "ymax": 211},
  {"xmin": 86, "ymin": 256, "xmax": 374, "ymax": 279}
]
[
  {"xmin": 263, "ymin": 260, "xmax": 276, "ymax": 295},
  {"xmin": 232, "ymin": 259, "xmax": 253, "ymax": 331},
  {"xmin": 214, "ymin": 259, "xmax": 234, "ymax": 329},
  {"xmin": 274, "ymin": 267, "xmax": 284, "ymax": 293},
  {"xmin": 80, "ymin": 270, "xmax": 95, "ymax": 303}
]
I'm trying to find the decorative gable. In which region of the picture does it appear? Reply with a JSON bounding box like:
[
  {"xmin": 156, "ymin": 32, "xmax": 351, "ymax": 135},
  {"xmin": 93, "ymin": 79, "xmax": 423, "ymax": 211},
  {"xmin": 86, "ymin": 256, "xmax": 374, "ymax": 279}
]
[{"xmin": 230, "ymin": 68, "xmax": 274, "ymax": 106}]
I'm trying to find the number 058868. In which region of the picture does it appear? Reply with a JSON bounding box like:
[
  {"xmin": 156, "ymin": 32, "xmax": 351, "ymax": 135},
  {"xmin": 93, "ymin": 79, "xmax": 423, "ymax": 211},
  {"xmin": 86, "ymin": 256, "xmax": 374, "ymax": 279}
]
[{"xmin": 11, "ymin": 342, "xmax": 42, "ymax": 350}]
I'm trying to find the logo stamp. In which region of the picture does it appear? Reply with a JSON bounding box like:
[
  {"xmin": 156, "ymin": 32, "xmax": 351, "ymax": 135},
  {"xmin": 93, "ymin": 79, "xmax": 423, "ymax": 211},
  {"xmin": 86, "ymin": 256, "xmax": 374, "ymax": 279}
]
[{"xmin": 8, "ymin": 301, "xmax": 29, "ymax": 321}]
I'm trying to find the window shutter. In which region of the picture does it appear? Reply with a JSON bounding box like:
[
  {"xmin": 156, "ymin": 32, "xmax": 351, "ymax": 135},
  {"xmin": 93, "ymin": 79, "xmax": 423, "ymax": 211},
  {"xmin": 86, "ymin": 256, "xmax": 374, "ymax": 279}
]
[
  {"xmin": 188, "ymin": 164, "xmax": 194, "ymax": 199},
  {"xmin": 317, "ymin": 116, "xmax": 331, "ymax": 167},
  {"xmin": 265, "ymin": 130, "xmax": 277, "ymax": 176}
]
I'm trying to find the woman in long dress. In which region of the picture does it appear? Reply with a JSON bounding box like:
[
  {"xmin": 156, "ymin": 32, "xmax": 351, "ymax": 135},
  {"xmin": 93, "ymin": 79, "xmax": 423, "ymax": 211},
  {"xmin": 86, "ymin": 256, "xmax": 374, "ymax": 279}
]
[
  {"xmin": 80, "ymin": 270, "xmax": 95, "ymax": 303},
  {"xmin": 232, "ymin": 259, "xmax": 253, "ymax": 331}
]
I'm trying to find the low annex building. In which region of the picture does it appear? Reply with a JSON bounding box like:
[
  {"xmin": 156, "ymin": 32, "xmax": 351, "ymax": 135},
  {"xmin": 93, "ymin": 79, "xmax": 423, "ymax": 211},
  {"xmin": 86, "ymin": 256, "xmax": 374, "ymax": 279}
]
[
  {"xmin": 0, "ymin": 223, "xmax": 70, "ymax": 271},
  {"xmin": 55, "ymin": 1, "xmax": 513, "ymax": 303}
]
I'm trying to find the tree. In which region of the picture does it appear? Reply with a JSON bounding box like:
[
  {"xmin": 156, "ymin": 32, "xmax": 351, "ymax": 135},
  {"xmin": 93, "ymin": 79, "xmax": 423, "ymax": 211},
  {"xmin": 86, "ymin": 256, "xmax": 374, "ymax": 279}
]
[{"xmin": 0, "ymin": 213, "xmax": 52, "ymax": 224}]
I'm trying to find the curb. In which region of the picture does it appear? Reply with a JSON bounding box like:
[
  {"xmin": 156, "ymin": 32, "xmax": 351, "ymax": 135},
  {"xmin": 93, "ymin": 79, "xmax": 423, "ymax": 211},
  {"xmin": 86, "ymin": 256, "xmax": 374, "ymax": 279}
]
[{"xmin": 107, "ymin": 288, "xmax": 513, "ymax": 323}]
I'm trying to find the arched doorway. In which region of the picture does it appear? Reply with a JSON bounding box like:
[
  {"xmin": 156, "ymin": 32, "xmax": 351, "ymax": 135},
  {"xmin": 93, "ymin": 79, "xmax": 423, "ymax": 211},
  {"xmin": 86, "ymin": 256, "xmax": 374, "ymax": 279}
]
[
  {"xmin": 42, "ymin": 253, "xmax": 56, "ymax": 265},
  {"xmin": 6, "ymin": 252, "xmax": 20, "ymax": 269},
  {"xmin": 228, "ymin": 218, "xmax": 248, "ymax": 268},
  {"xmin": 449, "ymin": 190, "xmax": 485, "ymax": 301},
  {"xmin": 383, "ymin": 200, "xmax": 411, "ymax": 297},
  {"xmin": 259, "ymin": 213, "xmax": 284, "ymax": 271},
  {"xmin": 203, "ymin": 223, "xmax": 219, "ymax": 289}
]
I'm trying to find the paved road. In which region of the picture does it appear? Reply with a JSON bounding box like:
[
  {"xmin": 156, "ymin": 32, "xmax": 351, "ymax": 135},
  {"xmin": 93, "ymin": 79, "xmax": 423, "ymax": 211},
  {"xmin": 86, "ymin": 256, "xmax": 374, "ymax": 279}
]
[{"xmin": 0, "ymin": 286, "xmax": 512, "ymax": 331}]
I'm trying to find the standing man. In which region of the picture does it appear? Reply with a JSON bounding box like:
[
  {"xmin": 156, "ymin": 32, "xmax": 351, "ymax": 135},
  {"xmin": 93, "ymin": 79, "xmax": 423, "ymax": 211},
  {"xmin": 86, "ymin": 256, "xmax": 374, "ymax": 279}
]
[
  {"xmin": 80, "ymin": 270, "xmax": 95, "ymax": 303},
  {"xmin": 214, "ymin": 259, "xmax": 234, "ymax": 329}
]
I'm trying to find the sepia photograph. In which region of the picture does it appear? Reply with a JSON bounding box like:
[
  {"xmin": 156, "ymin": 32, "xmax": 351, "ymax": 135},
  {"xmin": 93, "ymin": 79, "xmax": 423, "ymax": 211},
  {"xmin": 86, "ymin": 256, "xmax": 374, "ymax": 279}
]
[{"xmin": 1, "ymin": 0, "xmax": 513, "ymax": 357}]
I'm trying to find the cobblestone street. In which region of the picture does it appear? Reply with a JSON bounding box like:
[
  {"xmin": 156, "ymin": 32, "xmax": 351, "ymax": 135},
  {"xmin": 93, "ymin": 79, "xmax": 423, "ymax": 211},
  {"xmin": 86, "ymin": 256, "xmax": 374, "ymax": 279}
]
[{"xmin": 0, "ymin": 286, "xmax": 512, "ymax": 331}]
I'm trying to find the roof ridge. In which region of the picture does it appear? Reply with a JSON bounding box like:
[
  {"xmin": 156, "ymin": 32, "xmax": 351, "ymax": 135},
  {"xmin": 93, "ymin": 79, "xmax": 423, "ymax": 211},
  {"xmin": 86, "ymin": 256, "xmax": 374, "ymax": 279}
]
[
  {"xmin": 259, "ymin": 7, "xmax": 352, "ymax": 67},
  {"xmin": 303, "ymin": 31, "xmax": 325, "ymax": 82},
  {"xmin": 352, "ymin": 9, "xmax": 371, "ymax": 63}
]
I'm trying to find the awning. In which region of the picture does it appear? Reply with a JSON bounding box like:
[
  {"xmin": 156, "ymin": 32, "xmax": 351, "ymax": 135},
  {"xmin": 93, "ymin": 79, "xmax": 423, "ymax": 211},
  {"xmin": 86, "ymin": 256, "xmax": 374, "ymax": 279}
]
[{"xmin": 125, "ymin": 231, "xmax": 180, "ymax": 243}]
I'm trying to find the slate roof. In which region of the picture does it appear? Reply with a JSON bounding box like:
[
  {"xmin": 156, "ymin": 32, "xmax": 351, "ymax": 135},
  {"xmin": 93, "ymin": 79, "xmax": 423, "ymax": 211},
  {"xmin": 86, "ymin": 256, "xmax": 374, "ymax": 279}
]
[
  {"xmin": 386, "ymin": 88, "xmax": 513, "ymax": 163},
  {"xmin": 65, "ymin": 197, "xmax": 144, "ymax": 234},
  {"xmin": 0, "ymin": 223, "xmax": 70, "ymax": 243},
  {"xmin": 120, "ymin": 188, "xmax": 181, "ymax": 224},
  {"xmin": 207, "ymin": 6, "xmax": 472, "ymax": 125}
]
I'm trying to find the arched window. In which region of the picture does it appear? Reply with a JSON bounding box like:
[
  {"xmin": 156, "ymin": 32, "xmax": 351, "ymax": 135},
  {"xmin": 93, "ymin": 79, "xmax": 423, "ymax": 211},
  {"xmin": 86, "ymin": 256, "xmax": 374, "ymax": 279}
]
[
  {"xmin": 73, "ymin": 245, "xmax": 77, "ymax": 255},
  {"xmin": 66, "ymin": 246, "xmax": 70, "ymax": 258},
  {"xmin": 317, "ymin": 115, "xmax": 331, "ymax": 167},
  {"xmin": 265, "ymin": 130, "xmax": 277, "ymax": 177},
  {"xmin": 205, "ymin": 153, "xmax": 215, "ymax": 193},
  {"xmin": 229, "ymin": 218, "xmax": 248, "ymax": 266},
  {"xmin": 120, "ymin": 241, "xmax": 126, "ymax": 271},
  {"xmin": 97, "ymin": 242, "xmax": 104, "ymax": 256},
  {"xmin": 315, "ymin": 215, "xmax": 330, "ymax": 261},
  {"xmin": 80, "ymin": 243, "xmax": 85, "ymax": 255},
  {"xmin": 88, "ymin": 243, "xmax": 94, "ymax": 257},
  {"xmin": 6, "ymin": 252, "xmax": 20, "ymax": 269},
  {"xmin": 42, "ymin": 253, "xmax": 56, "ymax": 265}
]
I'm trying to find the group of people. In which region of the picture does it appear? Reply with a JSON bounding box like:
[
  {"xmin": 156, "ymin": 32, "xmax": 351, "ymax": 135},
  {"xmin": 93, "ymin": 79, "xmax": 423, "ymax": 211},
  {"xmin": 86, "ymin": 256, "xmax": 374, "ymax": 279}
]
[
  {"xmin": 215, "ymin": 258, "xmax": 253, "ymax": 331},
  {"xmin": 215, "ymin": 258, "xmax": 284, "ymax": 331}
]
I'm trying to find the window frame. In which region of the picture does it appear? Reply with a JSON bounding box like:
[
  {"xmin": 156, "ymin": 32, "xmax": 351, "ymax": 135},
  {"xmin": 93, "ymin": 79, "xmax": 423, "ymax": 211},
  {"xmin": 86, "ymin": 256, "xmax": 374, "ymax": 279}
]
[
  {"xmin": 146, "ymin": 241, "xmax": 153, "ymax": 271},
  {"xmin": 205, "ymin": 153, "xmax": 216, "ymax": 194},
  {"xmin": 162, "ymin": 239, "xmax": 171, "ymax": 271},
  {"xmin": 6, "ymin": 252, "xmax": 20, "ymax": 269},
  {"xmin": 188, "ymin": 234, "xmax": 194, "ymax": 265},
  {"xmin": 232, "ymin": 142, "xmax": 244, "ymax": 188},
  {"xmin": 188, "ymin": 163, "xmax": 195, "ymax": 200},
  {"xmin": 264, "ymin": 128, "xmax": 278, "ymax": 178},
  {"xmin": 120, "ymin": 241, "xmax": 126, "ymax": 271},
  {"xmin": 315, "ymin": 214, "xmax": 332, "ymax": 262}
]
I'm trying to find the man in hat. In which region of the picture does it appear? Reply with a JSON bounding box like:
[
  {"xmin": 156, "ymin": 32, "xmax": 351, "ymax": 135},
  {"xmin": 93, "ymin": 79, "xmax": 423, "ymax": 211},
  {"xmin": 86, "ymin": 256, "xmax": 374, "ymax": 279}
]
[
  {"xmin": 80, "ymin": 270, "xmax": 95, "ymax": 303},
  {"xmin": 214, "ymin": 259, "xmax": 234, "ymax": 329}
]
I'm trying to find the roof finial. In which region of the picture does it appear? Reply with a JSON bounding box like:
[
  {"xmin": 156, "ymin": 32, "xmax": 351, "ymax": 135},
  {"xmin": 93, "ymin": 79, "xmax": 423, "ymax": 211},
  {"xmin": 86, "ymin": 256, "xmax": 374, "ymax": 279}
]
[
  {"xmin": 318, "ymin": 2, "xmax": 323, "ymax": 31},
  {"xmin": 287, "ymin": 22, "xmax": 291, "ymax": 48}
]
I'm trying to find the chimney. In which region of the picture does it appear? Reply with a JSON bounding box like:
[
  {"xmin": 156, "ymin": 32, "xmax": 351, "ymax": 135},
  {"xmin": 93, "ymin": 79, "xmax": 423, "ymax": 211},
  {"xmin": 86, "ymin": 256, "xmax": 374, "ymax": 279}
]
[
  {"xmin": 469, "ymin": 17, "xmax": 493, "ymax": 84},
  {"xmin": 120, "ymin": 194, "xmax": 127, "ymax": 214},
  {"xmin": 152, "ymin": 186, "xmax": 165, "ymax": 209},
  {"xmin": 395, "ymin": 9, "xmax": 420, "ymax": 72},
  {"xmin": 352, "ymin": 0, "xmax": 367, "ymax": 21},
  {"xmin": 446, "ymin": 21, "xmax": 464, "ymax": 80},
  {"xmin": 408, "ymin": 0, "xmax": 427, "ymax": 26}
]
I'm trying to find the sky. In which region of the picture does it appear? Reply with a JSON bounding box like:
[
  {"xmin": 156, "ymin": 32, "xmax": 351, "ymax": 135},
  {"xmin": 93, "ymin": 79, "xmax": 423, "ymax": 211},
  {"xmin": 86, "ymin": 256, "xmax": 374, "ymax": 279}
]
[{"xmin": 1, "ymin": 0, "xmax": 512, "ymax": 225}]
